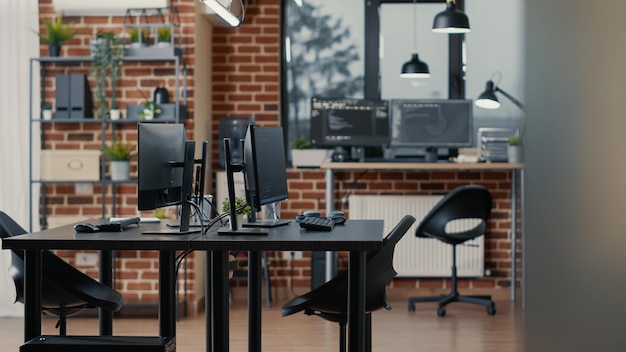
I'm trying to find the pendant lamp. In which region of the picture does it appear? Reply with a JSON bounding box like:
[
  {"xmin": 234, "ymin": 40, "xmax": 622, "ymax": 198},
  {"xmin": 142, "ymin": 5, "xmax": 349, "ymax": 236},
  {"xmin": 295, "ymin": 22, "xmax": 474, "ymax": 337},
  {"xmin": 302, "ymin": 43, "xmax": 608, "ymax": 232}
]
[
  {"xmin": 200, "ymin": 0, "xmax": 246, "ymax": 28},
  {"xmin": 401, "ymin": 0, "xmax": 430, "ymax": 79},
  {"xmin": 432, "ymin": 0, "xmax": 470, "ymax": 34}
]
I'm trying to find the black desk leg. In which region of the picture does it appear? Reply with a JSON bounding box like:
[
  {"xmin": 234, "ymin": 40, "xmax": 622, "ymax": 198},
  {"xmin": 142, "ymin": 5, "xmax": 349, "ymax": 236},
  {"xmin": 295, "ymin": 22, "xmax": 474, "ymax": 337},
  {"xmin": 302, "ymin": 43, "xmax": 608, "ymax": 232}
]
[
  {"xmin": 211, "ymin": 251, "xmax": 229, "ymax": 352},
  {"xmin": 24, "ymin": 249, "xmax": 42, "ymax": 342},
  {"xmin": 347, "ymin": 251, "xmax": 366, "ymax": 352},
  {"xmin": 205, "ymin": 251, "xmax": 212, "ymax": 352},
  {"xmin": 159, "ymin": 251, "xmax": 176, "ymax": 338},
  {"xmin": 99, "ymin": 250, "xmax": 113, "ymax": 335},
  {"xmin": 248, "ymin": 251, "xmax": 262, "ymax": 351}
]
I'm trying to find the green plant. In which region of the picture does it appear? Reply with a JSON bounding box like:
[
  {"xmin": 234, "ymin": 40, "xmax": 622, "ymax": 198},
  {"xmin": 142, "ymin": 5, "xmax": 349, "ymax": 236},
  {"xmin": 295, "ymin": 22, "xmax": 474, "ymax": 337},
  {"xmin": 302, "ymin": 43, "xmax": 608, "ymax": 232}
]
[
  {"xmin": 90, "ymin": 33, "xmax": 124, "ymax": 118},
  {"xmin": 41, "ymin": 102, "xmax": 52, "ymax": 110},
  {"xmin": 39, "ymin": 15, "xmax": 77, "ymax": 47},
  {"xmin": 157, "ymin": 26, "xmax": 171, "ymax": 43},
  {"xmin": 222, "ymin": 197, "xmax": 252, "ymax": 218},
  {"xmin": 129, "ymin": 27, "xmax": 149, "ymax": 44},
  {"xmin": 290, "ymin": 136, "xmax": 312, "ymax": 149},
  {"xmin": 103, "ymin": 137, "xmax": 136, "ymax": 161},
  {"xmin": 137, "ymin": 101, "xmax": 162, "ymax": 120},
  {"xmin": 508, "ymin": 136, "xmax": 521, "ymax": 146}
]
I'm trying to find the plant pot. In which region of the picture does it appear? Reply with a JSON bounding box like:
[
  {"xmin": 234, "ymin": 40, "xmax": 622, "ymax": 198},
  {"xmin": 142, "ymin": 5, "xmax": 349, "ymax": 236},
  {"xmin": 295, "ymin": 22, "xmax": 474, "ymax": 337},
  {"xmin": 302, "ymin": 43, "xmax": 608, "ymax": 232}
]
[
  {"xmin": 48, "ymin": 45, "xmax": 61, "ymax": 57},
  {"xmin": 110, "ymin": 160, "xmax": 131, "ymax": 181},
  {"xmin": 110, "ymin": 109, "xmax": 121, "ymax": 120},
  {"xmin": 507, "ymin": 145, "xmax": 523, "ymax": 163},
  {"xmin": 291, "ymin": 149, "xmax": 331, "ymax": 168},
  {"xmin": 157, "ymin": 41, "xmax": 171, "ymax": 48},
  {"xmin": 229, "ymin": 214, "xmax": 245, "ymax": 229},
  {"xmin": 42, "ymin": 109, "xmax": 53, "ymax": 120}
]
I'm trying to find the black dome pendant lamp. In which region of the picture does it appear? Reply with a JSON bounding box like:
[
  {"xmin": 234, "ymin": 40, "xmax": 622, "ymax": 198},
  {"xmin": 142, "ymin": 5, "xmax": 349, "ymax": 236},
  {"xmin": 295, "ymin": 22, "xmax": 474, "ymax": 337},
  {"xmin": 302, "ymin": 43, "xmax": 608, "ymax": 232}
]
[
  {"xmin": 432, "ymin": 0, "xmax": 470, "ymax": 34},
  {"xmin": 401, "ymin": 0, "xmax": 430, "ymax": 79}
]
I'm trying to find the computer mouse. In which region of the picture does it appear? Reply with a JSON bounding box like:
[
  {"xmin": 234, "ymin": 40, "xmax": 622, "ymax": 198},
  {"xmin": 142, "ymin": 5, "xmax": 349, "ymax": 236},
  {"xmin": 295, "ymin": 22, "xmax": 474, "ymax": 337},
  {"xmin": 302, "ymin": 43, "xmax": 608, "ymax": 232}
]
[
  {"xmin": 329, "ymin": 216, "xmax": 347, "ymax": 225},
  {"xmin": 74, "ymin": 223, "xmax": 100, "ymax": 233}
]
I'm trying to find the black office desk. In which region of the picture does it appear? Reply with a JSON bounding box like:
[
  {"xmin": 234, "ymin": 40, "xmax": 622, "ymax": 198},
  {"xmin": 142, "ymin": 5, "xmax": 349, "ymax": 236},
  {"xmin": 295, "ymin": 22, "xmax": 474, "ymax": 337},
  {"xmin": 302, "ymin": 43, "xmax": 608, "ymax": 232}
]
[
  {"xmin": 194, "ymin": 220, "xmax": 384, "ymax": 352},
  {"xmin": 1, "ymin": 220, "xmax": 197, "ymax": 347},
  {"xmin": 3, "ymin": 219, "xmax": 384, "ymax": 352}
]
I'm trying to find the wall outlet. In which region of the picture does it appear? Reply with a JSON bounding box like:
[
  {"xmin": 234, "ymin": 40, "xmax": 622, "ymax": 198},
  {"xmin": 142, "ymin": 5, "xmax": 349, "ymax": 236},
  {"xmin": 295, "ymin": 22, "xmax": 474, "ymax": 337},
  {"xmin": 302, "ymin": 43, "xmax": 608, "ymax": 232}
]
[
  {"xmin": 75, "ymin": 252, "xmax": 98, "ymax": 266},
  {"xmin": 282, "ymin": 251, "xmax": 303, "ymax": 260}
]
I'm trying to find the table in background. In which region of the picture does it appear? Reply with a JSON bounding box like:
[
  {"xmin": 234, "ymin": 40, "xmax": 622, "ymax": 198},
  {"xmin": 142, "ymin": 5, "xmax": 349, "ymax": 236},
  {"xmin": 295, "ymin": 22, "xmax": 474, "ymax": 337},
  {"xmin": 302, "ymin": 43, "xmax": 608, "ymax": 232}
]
[
  {"xmin": 320, "ymin": 162, "xmax": 525, "ymax": 304},
  {"xmin": 194, "ymin": 220, "xmax": 384, "ymax": 352}
]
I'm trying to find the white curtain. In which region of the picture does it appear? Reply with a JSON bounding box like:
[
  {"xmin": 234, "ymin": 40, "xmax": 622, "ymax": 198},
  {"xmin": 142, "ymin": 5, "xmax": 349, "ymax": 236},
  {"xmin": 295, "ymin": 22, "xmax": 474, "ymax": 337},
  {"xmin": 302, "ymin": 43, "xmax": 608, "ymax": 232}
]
[{"xmin": 0, "ymin": 0, "xmax": 39, "ymax": 317}]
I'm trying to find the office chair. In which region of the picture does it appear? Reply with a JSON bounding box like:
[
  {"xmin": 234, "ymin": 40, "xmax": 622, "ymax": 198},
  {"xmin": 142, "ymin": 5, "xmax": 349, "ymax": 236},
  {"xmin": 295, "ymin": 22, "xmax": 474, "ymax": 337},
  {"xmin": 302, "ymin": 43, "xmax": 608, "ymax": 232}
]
[
  {"xmin": 281, "ymin": 215, "xmax": 416, "ymax": 352},
  {"xmin": 0, "ymin": 211, "xmax": 124, "ymax": 335},
  {"xmin": 407, "ymin": 185, "xmax": 496, "ymax": 316}
]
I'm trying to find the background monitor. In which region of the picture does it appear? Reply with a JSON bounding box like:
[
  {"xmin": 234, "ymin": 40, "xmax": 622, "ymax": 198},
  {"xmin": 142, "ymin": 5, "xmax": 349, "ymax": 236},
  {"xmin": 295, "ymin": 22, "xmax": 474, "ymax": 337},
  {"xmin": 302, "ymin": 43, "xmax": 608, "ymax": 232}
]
[
  {"xmin": 310, "ymin": 97, "xmax": 389, "ymax": 147},
  {"xmin": 218, "ymin": 117, "xmax": 255, "ymax": 169},
  {"xmin": 389, "ymin": 99, "xmax": 473, "ymax": 148}
]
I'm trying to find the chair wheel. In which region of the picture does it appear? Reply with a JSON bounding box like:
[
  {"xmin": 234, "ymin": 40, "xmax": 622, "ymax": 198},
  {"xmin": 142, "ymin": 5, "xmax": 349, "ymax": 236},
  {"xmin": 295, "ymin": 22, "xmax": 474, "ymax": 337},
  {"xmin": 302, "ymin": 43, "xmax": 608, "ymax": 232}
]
[
  {"xmin": 437, "ymin": 307, "xmax": 446, "ymax": 317},
  {"xmin": 487, "ymin": 305, "xmax": 496, "ymax": 315},
  {"xmin": 408, "ymin": 304, "xmax": 415, "ymax": 312}
]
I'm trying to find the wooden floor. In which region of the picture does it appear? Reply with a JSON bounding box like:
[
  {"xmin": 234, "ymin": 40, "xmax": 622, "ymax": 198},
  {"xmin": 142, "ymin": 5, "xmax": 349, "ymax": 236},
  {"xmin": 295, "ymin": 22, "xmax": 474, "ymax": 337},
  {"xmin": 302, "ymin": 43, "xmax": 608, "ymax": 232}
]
[{"xmin": 0, "ymin": 288, "xmax": 524, "ymax": 351}]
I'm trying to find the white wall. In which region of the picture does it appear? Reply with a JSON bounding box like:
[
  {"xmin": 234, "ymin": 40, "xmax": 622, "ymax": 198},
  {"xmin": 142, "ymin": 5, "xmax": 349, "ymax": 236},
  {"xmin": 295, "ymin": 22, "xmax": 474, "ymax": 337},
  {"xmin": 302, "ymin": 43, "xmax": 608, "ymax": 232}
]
[{"xmin": 0, "ymin": 0, "xmax": 39, "ymax": 317}]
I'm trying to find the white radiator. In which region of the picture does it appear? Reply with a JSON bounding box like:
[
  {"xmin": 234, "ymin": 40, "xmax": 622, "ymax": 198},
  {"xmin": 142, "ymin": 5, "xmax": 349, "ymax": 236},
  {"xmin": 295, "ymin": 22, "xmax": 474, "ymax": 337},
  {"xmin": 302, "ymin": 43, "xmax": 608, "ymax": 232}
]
[{"xmin": 348, "ymin": 195, "xmax": 484, "ymax": 277}]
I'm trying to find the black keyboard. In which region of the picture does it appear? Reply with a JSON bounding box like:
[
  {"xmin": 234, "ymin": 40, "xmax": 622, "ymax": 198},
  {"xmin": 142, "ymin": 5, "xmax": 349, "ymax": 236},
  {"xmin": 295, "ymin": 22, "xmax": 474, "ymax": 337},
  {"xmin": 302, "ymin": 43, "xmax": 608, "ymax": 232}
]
[
  {"xmin": 98, "ymin": 217, "xmax": 141, "ymax": 232},
  {"xmin": 299, "ymin": 217, "xmax": 335, "ymax": 231}
]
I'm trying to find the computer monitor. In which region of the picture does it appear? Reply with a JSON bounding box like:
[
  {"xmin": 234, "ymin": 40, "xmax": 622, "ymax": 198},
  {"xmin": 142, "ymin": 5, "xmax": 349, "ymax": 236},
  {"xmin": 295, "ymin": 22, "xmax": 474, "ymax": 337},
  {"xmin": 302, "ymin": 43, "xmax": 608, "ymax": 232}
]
[
  {"xmin": 310, "ymin": 97, "xmax": 390, "ymax": 147},
  {"xmin": 242, "ymin": 125, "xmax": 290, "ymax": 228},
  {"xmin": 137, "ymin": 123, "xmax": 206, "ymax": 234},
  {"xmin": 219, "ymin": 125, "xmax": 290, "ymax": 235},
  {"xmin": 389, "ymin": 99, "xmax": 473, "ymax": 148},
  {"xmin": 218, "ymin": 117, "xmax": 255, "ymax": 169}
]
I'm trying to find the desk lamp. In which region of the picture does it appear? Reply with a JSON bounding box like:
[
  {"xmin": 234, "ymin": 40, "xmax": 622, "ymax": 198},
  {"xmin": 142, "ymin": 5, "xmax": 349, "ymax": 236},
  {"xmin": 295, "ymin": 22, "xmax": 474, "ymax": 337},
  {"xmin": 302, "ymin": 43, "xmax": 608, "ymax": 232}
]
[
  {"xmin": 432, "ymin": 0, "xmax": 471, "ymax": 34},
  {"xmin": 475, "ymin": 79, "xmax": 526, "ymax": 111},
  {"xmin": 199, "ymin": 0, "xmax": 246, "ymax": 28},
  {"xmin": 401, "ymin": 0, "xmax": 430, "ymax": 79}
]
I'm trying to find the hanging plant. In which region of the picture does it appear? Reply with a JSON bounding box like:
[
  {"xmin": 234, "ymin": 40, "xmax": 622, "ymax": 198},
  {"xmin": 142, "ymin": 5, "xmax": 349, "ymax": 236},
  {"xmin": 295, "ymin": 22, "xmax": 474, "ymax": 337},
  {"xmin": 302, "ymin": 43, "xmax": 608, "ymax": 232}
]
[{"xmin": 89, "ymin": 32, "xmax": 124, "ymax": 119}]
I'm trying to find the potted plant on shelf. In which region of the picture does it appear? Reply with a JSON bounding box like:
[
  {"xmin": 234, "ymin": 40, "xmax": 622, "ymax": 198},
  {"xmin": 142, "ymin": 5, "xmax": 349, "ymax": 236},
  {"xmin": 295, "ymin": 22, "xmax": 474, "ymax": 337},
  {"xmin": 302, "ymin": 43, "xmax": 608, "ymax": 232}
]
[
  {"xmin": 290, "ymin": 136, "xmax": 330, "ymax": 168},
  {"xmin": 157, "ymin": 26, "xmax": 171, "ymax": 47},
  {"xmin": 90, "ymin": 33, "xmax": 124, "ymax": 119},
  {"xmin": 109, "ymin": 102, "xmax": 121, "ymax": 121},
  {"xmin": 129, "ymin": 27, "xmax": 149, "ymax": 48},
  {"xmin": 41, "ymin": 102, "xmax": 53, "ymax": 120},
  {"xmin": 103, "ymin": 137, "xmax": 136, "ymax": 181},
  {"xmin": 39, "ymin": 15, "xmax": 77, "ymax": 57},
  {"xmin": 222, "ymin": 196, "xmax": 252, "ymax": 228},
  {"xmin": 507, "ymin": 135, "xmax": 523, "ymax": 163}
]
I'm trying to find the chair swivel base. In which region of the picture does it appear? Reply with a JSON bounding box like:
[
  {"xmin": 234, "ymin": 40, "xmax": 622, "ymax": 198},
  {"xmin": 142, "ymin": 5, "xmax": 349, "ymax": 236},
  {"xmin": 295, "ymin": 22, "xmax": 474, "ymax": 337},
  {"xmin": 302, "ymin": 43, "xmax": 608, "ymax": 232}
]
[{"xmin": 408, "ymin": 292, "xmax": 496, "ymax": 316}]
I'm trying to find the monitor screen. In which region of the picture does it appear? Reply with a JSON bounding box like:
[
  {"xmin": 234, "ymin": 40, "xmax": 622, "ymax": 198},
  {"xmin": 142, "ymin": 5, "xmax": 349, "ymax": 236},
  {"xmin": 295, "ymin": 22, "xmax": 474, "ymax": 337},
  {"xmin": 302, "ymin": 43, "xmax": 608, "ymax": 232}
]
[
  {"xmin": 310, "ymin": 97, "xmax": 389, "ymax": 147},
  {"xmin": 137, "ymin": 123, "xmax": 187, "ymax": 211},
  {"xmin": 243, "ymin": 125, "xmax": 289, "ymax": 212},
  {"xmin": 389, "ymin": 99, "xmax": 473, "ymax": 148}
]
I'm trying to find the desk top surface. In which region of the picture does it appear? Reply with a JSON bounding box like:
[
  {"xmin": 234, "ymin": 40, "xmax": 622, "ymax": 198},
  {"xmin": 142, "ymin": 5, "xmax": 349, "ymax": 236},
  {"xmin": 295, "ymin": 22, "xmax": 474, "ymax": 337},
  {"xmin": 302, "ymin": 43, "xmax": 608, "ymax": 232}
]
[
  {"xmin": 2, "ymin": 219, "xmax": 384, "ymax": 252},
  {"xmin": 320, "ymin": 162, "xmax": 524, "ymax": 171}
]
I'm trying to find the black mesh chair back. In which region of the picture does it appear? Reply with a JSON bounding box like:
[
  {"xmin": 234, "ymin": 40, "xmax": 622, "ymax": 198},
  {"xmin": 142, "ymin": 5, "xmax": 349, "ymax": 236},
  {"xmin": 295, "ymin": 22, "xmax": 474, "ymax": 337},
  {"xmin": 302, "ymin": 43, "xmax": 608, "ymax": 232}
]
[
  {"xmin": 0, "ymin": 211, "xmax": 123, "ymax": 335},
  {"xmin": 282, "ymin": 215, "xmax": 416, "ymax": 351}
]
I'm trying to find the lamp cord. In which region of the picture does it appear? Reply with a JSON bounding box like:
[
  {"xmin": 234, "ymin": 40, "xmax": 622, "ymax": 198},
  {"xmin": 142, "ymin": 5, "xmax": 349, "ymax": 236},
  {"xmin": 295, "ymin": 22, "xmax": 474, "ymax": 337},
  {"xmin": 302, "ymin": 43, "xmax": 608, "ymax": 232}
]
[{"xmin": 412, "ymin": 0, "xmax": 417, "ymax": 53}]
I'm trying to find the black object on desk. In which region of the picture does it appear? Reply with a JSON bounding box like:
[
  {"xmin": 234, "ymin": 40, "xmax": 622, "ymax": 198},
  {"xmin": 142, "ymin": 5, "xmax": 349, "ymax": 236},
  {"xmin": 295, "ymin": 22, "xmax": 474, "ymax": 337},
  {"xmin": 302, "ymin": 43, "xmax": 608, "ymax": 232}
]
[
  {"xmin": 299, "ymin": 216, "xmax": 335, "ymax": 231},
  {"xmin": 74, "ymin": 217, "xmax": 141, "ymax": 233}
]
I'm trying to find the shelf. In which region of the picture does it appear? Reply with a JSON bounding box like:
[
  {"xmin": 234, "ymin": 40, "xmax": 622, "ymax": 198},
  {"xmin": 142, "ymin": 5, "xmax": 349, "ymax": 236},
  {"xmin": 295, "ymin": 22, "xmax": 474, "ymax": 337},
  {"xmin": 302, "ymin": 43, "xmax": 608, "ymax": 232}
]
[
  {"xmin": 35, "ymin": 179, "xmax": 138, "ymax": 185},
  {"xmin": 35, "ymin": 54, "xmax": 181, "ymax": 63}
]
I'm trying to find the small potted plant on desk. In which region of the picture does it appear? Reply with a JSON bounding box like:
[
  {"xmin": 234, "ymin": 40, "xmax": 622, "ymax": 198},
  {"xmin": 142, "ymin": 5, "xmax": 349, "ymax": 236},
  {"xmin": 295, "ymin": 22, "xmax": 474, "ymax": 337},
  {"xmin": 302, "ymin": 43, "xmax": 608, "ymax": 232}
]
[
  {"xmin": 507, "ymin": 135, "xmax": 523, "ymax": 163},
  {"xmin": 290, "ymin": 137, "xmax": 330, "ymax": 168},
  {"xmin": 222, "ymin": 196, "xmax": 252, "ymax": 229},
  {"xmin": 39, "ymin": 15, "xmax": 77, "ymax": 57},
  {"xmin": 104, "ymin": 137, "xmax": 136, "ymax": 181}
]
